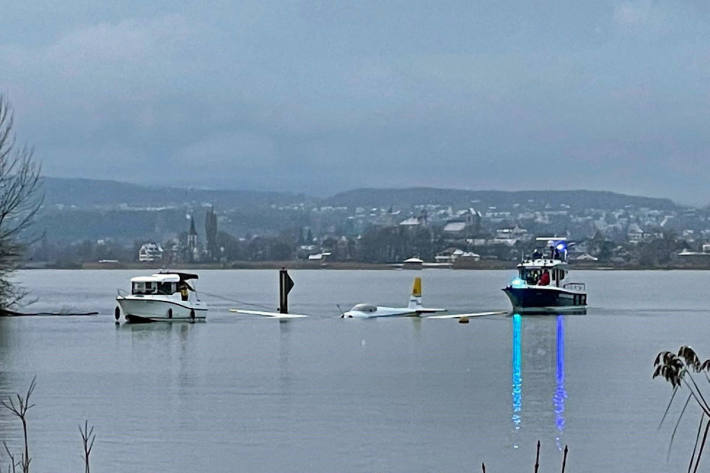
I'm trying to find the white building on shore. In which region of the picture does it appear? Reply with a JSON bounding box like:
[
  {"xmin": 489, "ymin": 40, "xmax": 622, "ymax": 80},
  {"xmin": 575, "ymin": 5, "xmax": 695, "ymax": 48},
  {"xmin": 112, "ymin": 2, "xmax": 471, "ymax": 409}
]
[{"xmin": 138, "ymin": 242, "xmax": 163, "ymax": 263}]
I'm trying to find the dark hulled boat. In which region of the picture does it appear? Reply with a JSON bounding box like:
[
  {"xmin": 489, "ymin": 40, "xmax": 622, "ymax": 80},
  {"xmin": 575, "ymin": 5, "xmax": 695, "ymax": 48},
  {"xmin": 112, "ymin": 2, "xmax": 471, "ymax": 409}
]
[{"xmin": 502, "ymin": 238, "xmax": 587, "ymax": 314}]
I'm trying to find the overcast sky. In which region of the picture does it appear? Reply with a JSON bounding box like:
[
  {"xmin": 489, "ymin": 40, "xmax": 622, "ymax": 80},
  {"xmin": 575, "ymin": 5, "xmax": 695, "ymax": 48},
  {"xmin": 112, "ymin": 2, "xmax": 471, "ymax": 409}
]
[{"xmin": 1, "ymin": 1, "xmax": 709, "ymax": 203}]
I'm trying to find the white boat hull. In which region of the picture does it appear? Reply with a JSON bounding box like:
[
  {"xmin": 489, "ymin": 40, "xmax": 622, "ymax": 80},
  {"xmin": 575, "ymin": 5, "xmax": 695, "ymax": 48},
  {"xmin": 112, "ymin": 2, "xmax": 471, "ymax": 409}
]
[{"xmin": 116, "ymin": 297, "xmax": 207, "ymax": 322}]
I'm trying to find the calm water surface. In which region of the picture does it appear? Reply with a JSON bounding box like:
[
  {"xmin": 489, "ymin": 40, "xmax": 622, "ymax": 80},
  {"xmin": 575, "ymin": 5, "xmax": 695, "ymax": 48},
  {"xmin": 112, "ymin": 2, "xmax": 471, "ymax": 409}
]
[{"xmin": 0, "ymin": 269, "xmax": 706, "ymax": 472}]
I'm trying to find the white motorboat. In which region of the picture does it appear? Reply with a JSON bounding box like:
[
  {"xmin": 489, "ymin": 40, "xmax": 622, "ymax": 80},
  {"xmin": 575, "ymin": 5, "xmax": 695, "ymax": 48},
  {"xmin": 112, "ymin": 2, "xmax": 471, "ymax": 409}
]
[{"xmin": 115, "ymin": 272, "xmax": 208, "ymax": 322}]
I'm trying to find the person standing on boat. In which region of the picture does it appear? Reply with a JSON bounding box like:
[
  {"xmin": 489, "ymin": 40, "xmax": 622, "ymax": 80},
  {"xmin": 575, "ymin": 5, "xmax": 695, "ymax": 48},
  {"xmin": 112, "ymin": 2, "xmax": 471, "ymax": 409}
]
[
  {"xmin": 179, "ymin": 282, "xmax": 189, "ymax": 301},
  {"xmin": 538, "ymin": 269, "xmax": 550, "ymax": 286}
]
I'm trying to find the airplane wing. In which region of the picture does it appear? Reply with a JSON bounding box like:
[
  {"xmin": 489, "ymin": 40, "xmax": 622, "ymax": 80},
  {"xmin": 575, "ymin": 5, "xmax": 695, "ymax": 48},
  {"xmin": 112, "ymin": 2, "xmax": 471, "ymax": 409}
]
[
  {"xmin": 414, "ymin": 307, "xmax": 447, "ymax": 314},
  {"xmin": 425, "ymin": 311, "xmax": 508, "ymax": 319},
  {"xmin": 229, "ymin": 309, "xmax": 309, "ymax": 319}
]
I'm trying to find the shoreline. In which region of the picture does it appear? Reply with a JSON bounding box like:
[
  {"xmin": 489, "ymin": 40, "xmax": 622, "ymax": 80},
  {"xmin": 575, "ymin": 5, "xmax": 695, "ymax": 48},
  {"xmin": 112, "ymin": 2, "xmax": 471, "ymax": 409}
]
[{"xmin": 18, "ymin": 261, "xmax": 710, "ymax": 271}]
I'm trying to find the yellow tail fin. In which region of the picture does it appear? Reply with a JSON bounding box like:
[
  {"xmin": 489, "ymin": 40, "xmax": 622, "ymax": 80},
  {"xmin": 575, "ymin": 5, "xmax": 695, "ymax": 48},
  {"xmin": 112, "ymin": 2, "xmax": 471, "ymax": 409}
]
[
  {"xmin": 408, "ymin": 277, "xmax": 423, "ymax": 309},
  {"xmin": 412, "ymin": 277, "xmax": 422, "ymax": 297}
]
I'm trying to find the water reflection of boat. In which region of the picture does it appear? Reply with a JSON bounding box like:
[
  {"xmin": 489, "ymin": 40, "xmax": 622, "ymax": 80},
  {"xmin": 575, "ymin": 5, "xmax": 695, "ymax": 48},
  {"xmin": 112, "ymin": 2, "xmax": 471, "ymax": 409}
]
[
  {"xmin": 553, "ymin": 316, "xmax": 567, "ymax": 449},
  {"xmin": 511, "ymin": 314, "xmax": 568, "ymax": 449},
  {"xmin": 512, "ymin": 314, "xmax": 522, "ymax": 438}
]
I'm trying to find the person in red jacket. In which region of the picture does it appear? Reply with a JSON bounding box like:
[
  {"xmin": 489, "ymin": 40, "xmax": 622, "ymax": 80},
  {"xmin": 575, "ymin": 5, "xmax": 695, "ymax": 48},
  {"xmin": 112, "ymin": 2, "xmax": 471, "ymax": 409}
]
[{"xmin": 538, "ymin": 269, "xmax": 550, "ymax": 286}]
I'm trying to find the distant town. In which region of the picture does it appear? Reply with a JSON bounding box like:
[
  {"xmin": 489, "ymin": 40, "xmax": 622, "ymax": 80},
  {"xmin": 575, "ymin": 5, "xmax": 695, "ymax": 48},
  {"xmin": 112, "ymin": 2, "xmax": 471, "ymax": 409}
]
[{"xmin": 25, "ymin": 178, "xmax": 710, "ymax": 269}]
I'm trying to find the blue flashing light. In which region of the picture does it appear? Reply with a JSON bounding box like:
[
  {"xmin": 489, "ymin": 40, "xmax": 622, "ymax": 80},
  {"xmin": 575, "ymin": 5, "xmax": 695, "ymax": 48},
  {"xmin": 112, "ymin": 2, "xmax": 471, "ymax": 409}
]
[
  {"xmin": 556, "ymin": 243, "xmax": 566, "ymax": 251},
  {"xmin": 511, "ymin": 277, "xmax": 527, "ymax": 289}
]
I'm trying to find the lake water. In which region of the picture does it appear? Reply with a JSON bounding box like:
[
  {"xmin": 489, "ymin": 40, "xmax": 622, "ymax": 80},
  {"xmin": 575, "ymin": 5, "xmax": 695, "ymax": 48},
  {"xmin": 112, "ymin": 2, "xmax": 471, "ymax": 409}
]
[{"xmin": 0, "ymin": 269, "xmax": 706, "ymax": 472}]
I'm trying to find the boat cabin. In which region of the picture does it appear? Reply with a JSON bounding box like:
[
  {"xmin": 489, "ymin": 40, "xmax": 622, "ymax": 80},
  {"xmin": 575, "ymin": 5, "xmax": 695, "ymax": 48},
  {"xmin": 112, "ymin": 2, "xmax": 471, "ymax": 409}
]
[
  {"xmin": 515, "ymin": 237, "xmax": 572, "ymax": 287},
  {"xmin": 517, "ymin": 260, "xmax": 567, "ymax": 287},
  {"xmin": 130, "ymin": 272, "xmax": 199, "ymax": 299}
]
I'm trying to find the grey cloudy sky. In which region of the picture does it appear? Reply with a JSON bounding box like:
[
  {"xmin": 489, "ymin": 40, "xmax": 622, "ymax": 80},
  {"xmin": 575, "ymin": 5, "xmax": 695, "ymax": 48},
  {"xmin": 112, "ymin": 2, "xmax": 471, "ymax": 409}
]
[{"xmin": 1, "ymin": 1, "xmax": 709, "ymax": 203}]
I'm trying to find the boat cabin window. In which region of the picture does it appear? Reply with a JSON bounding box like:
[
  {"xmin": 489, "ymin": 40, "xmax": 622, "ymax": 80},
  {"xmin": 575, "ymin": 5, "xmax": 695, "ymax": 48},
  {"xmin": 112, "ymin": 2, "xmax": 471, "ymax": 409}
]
[
  {"xmin": 132, "ymin": 281, "xmax": 157, "ymax": 295},
  {"xmin": 132, "ymin": 281, "xmax": 178, "ymax": 295},
  {"xmin": 157, "ymin": 282, "xmax": 176, "ymax": 295},
  {"xmin": 520, "ymin": 269, "xmax": 541, "ymax": 285}
]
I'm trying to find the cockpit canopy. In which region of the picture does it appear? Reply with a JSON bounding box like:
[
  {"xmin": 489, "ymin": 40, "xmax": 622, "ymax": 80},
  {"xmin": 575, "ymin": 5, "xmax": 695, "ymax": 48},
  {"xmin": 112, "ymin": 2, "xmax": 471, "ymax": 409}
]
[{"xmin": 350, "ymin": 303, "xmax": 377, "ymax": 313}]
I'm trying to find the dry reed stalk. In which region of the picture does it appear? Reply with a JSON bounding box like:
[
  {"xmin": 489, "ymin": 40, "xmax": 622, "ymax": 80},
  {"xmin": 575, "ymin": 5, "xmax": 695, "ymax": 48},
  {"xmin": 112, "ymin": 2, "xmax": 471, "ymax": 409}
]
[
  {"xmin": 1, "ymin": 377, "xmax": 36, "ymax": 473},
  {"xmin": 534, "ymin": 440, "xmax": 540, "ymax": 473},
  {"xmin": 79, "ymin": 420, "xmax": 96, "ymax": 473},
  {"xmin": 561, "ymin": 445, "xmax": 568, "ymax": 473}
]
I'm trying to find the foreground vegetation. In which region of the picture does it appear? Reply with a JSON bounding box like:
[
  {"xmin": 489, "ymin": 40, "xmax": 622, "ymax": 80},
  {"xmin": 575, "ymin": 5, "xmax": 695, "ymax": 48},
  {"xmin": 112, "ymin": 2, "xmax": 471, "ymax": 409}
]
[
  {"xmin": 654, "ymin": 346, "xmax": 710, "ymax": 473},
  {"xmin": 481, "ymin": 441, "xmax": 568, "ymax": 473},
  {"xmin": 0, "ymin": 378, "xmax": 95, "ymax": 473}
]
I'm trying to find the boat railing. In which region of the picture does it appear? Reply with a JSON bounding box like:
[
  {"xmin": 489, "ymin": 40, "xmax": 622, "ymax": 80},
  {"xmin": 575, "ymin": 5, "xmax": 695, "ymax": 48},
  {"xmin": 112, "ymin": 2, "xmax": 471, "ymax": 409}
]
[
  {"xmin": 116, "ymin": 288, "xmax": 128, "ymax": 297},
  {"xmin": 563, "ymin": 282, "xmax": 586, "ymax": 292}
]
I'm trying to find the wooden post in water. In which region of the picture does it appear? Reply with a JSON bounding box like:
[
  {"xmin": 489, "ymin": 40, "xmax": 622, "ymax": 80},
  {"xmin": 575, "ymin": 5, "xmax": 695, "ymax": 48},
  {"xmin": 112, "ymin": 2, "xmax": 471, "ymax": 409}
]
[
  {"xmin": 481, "ymin": 462, "xmax": 485, "ymax": 473},
  {"xmin": 279, "ymin": 268, "xmax": 295, "ymax": 314},
  {"xmin": 534, "ymin": 440, "xmax": 540, "ymax": 473}
]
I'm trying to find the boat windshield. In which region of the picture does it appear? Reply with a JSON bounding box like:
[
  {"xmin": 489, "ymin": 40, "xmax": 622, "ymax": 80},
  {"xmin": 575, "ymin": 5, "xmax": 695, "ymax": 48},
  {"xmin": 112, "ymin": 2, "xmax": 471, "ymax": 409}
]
[
  {"xmin": 132, "ymin": 281, "xmax": 177, "ymax": 295},
  {"xmin": 520, "ymin": 268, "xmax": 541, "ymax": 285},
  {"xmin": 519, "ymin": 267, "xmax": 566, "ymax": 286}
]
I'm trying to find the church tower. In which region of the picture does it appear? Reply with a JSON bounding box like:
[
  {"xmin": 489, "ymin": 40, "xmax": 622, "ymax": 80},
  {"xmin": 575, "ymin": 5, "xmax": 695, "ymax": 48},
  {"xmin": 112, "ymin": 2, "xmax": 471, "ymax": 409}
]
[{"xmin": 187, "ymin": 216, "xmax": 198, "ymax": 262}]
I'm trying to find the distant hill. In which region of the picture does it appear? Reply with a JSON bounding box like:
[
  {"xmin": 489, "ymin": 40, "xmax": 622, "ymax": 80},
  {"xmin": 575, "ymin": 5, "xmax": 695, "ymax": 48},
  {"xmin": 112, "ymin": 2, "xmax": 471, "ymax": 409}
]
[
  {"xmin": 41, "ymin": 177, "xmax": 310, "ymax": 208},
  {"xmin": 41, "ymin": 178, "xmax": 683, "ymax": 211},
  {"xmin": 324, "ymin": 188, "xmax": 682, "ymax": 211},
  {"xmin": 33, "ymin": 178, "xmax": 687, "ymax": 244}
]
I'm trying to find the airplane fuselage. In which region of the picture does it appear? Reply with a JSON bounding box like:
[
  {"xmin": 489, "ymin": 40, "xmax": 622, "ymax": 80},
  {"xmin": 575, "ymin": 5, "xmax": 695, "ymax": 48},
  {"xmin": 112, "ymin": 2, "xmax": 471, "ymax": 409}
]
[{"xmin": 342, "ymin": 305, "xmax": 420, "ymax": 318}]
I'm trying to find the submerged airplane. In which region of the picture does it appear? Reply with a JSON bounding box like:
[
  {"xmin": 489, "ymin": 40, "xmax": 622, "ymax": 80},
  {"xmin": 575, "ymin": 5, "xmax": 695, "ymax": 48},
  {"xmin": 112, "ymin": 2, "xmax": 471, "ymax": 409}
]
[
  {"xmin": 229, "ymin": 270, "xmax": 506, "ymax": 322},
  {"xmin": 340, "ymin": 277, "xmax": 447, "ymax": 318}
]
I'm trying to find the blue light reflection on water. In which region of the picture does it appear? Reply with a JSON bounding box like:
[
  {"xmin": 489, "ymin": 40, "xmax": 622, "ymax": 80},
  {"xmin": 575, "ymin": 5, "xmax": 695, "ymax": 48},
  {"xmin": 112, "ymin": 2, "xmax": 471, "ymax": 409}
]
[
  {"xmin": 512, "ymin": 313, "xmax": 568, "ymax": 450},
  {"xmin": 511, "ymin": 313, "xmax": 522, "ymax": 445},
  {"xmin": 553, "ymin": 315, "xmax": 568, "ymax": 450}
]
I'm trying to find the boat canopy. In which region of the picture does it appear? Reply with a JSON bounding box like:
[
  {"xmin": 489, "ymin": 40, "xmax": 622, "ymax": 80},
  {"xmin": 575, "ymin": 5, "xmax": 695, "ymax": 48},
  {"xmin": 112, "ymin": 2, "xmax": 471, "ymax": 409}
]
[
  {"xmin": 131, "ymin": 274, "xmax": 180, "ymax": 283},
  {"xmin": 517, "ymin": 259, "xmax": 568, "ymax": 270},
  {"xmin": 158, "ymin": 271, "xmax": 199, "ymax": 281},
  {"xmin": 130, "ymin": 272, "xmax": 199, "ymax": 284}
]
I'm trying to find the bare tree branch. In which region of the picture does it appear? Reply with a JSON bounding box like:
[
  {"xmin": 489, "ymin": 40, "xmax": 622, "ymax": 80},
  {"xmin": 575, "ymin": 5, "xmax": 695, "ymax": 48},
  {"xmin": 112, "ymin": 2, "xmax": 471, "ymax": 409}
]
[
  {"xmin": 0, "ymin": 95, "xmax": 43, "ymax": 309},
  {"xmin": 2, "ymin": 441, "xmax": 18, "ymax": 473},
  {"xmin": 79, "ymin": 420, "xmax": 96, "ymax": 473},
  {"xmin": 1, "ymin": 377, "xmax": 36, "ymax": 473}
]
